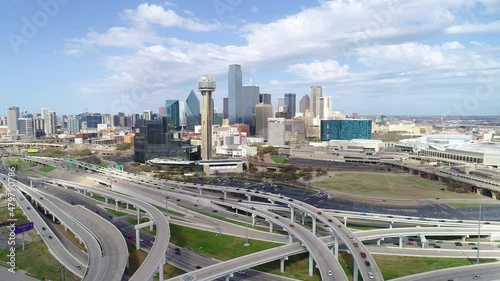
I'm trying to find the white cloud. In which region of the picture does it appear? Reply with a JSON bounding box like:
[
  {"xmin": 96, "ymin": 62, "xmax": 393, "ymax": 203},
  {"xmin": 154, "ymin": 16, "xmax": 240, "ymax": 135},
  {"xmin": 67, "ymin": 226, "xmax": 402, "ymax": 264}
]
[
  {"xmin": 442, "ymin": 41, "xmax": 465, "ymax": 49},
  {"xmin": 251, "ymin": 6, "xmax": 258, "ymax": 13},
  {"xmin": 121, "ymin": 3, "xmax": 219, "ymax": 31},
  {"xmin": 287, "ymin": 60, "xmax": 349, "ymax": 81},
  {"xmin": 446, "ymin": 20, "xmax": 500, "ymax": 34}
]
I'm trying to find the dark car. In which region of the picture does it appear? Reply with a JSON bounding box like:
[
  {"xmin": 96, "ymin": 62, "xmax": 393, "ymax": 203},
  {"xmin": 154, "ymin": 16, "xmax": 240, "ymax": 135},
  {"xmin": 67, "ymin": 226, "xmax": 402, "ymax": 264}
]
[
  {"xmin": 195, "ymin": 266, "xmax": 202, "ymax": 269},
  {"xmin": 365, "ymin": 260, "xmax": 370, "ymax": 267}
]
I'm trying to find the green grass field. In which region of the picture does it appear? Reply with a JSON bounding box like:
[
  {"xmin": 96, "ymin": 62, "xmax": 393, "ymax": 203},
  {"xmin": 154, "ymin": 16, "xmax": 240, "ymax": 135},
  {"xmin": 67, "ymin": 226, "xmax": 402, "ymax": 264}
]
[
  {"xmin": 39, "ymin": 165, "xmax": 56, "ymax": 173},
  {"xmin": 374, "ymin": 255, "xmax": 495, "ymax": 279},
  {"xmin": 313, "ymin": 173, "xmax": 479, "ymax": 199},
  {"xmin": 271, "ymin": 156, "xmax": 288, "ymax": 164},
  {"xmin": 169, "ymin": 224, "xmax": 281, "ymax": 261},
  {"xmin": 448, "ymin": 203, "xmax": 499, "ymax": 208},
  {"xmin": 3, "ymin": 157, "xmax": 33, "ymax": 169}
]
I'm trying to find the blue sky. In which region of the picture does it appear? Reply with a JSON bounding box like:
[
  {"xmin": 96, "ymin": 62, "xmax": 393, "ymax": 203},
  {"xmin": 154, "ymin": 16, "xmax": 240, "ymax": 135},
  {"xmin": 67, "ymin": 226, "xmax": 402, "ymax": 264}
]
[{"xmin": 1, "ymin": 0, "xmax": 499, "ymax": 116}]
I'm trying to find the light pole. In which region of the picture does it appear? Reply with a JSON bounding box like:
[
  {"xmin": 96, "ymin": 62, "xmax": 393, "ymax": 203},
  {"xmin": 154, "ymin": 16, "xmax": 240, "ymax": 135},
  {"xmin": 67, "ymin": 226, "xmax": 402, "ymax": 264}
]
[
  {"xmin": 164, "ymin": 179, "xmax": 169, "ymax": 218},
  {"xmin": 477, "ymin": 192, "xmax": 482, "ymax": 264},
  {"xmin": 244, "ymin": 201, "xmax": 250, "ymax": 247}
]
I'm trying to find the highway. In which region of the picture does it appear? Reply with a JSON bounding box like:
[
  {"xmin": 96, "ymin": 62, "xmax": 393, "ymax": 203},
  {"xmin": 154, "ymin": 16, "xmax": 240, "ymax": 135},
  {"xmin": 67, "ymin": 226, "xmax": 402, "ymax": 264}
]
[
  {"xmin": 46, "ymin": 178, "xmax": 171, "ymax": 281},
  {"xmin": 13, "ymin": 180, "xmax": 105, "ymax": 280},
  {"xmin": 4, "ymin": 181, "xmax": 86, "ymax": 278},
  {"xmin": 36, "ymin": 189, "xmax": 129, "ymax": 281}
]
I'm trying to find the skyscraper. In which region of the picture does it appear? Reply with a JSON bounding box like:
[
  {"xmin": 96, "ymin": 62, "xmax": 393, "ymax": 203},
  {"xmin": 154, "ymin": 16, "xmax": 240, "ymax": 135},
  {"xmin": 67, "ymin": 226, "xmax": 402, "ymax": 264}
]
[
  {"xmin": 284, "ymin": 93, "xmax": 296, "ymax": 119},
  {"xmin": 158, "ymin": 106, "xmax": 165, "ymax": 116},
  {"xmin": 319, "ymin": 96, "xmax": 332, "ymax": 119},
  {"xmin": 223, "ymin": 97, "xmax": 229, "ymax": 119},
  {"xmin": 165, "ymin": 100, "xmax": 180, "ymax": 128},
  {"xmin": 310, "ymin": 86, "xmax": 322, "ymax": 117},
  {"xmin": 267, "ymin": 118, "xmax": 286, "ymax": 146},
  {"xmin": 143, "ymin": 110, "xmax": 152, "ymax": 121},
  {"xmin": 42, "ymin": 108, "xmax": 56, "ymax": 136},
  {"xmin": 259, "ymin": 93, "xmax": 271, "ymax": 104},
  {"xmin": 242, "ymin": 84, "xmax": 260, "ymax": 126},
  {"xmin": 67, "ymin": 115, "xmax": 81, "ymax": 134},
  {"xmin": 6, "ymin": 106, "xmax": 20, "ymax": 134},
  {"xmin": 299, "ymin": 95, "xmax": 310, "ymax": 114},
  {"xmin": 255, "ymin": 103, "xmax": 274, "ymax": 139},
  {"xmin": 185, "ymin": 90, "xmax": 201, "ymax": 130},
  {"xmin": 18, "ymin": 117, "xmax": 34, "ymax": 138},
  {"xmin": 228, "ymin": 64, "xmax": 242, "ymax": 124},
  {"xmin": 198, "ymin": 75, "xmax": 216, "ymax": 160}
]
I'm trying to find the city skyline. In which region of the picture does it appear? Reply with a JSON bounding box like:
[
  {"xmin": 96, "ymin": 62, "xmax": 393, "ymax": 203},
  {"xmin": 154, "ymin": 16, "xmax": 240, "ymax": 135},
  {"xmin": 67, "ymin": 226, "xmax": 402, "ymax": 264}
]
[{"xmin": 1, "ymin": 0, "xmax": 499, "ymax": 116}]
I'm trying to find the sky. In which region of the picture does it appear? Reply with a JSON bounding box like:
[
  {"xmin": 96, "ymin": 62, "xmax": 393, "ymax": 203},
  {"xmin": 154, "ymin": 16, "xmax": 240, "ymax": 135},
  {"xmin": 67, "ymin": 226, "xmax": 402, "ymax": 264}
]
[{"xmin": 1, "ymin": 0, "xmax": 500, "ymax": 117}]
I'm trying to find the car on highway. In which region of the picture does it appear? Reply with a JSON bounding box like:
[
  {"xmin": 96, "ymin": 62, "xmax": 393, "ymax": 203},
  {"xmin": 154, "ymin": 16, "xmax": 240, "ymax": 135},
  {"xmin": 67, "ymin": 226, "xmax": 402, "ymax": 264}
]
[
  {"xmin": 348, "ymin": 233, "xmax": 353, "ymax": 239},
  {"xmin": 76, "ymin": 265, "xmax": 82, "ymax": 270},
  {"xmin": 327, "ymin": 270, "xmax": 333, "ymax": 276},
  {"xmin": 455, "ymin": 242, "xmax": 462, "ymax": 246},
  {"xmin": 368, "ymin": 272, "xmax": 374, "ymax": 279},
  {"xmin": 195, "ymin": 266, "xmax": 202, "ymax": 269},
  {"xmin": 237, "ymin": 271, "xmax": 246, "ymax": 275},
  {"xmin": 328, "ymin": 219, "xmax": 333, "ymax": 222},
  {"xmin": 360, "ymin": 252, "xmax": 367, "ymax": 259},
  {"xmin": 473, "ymin": 275, "xmax": 481, "ymax": 280},
  {"xmin": 365, "ymin": 260, "xmax": 370, "ymax": 267},
  {"xmin": 337, "ymin": 224, "xmax": 342, "ymax": 228},
  {"xmin": 433, "ymin": 245, "xmax": 441, "ymax": 248},
  {"xmin": 353, "ymin": 242, "xmax": 359, "ymax": 247},
  {"xmin": 317, "ymin": 211, "xmax": 322, "ymax": 215},
  {"xmin": 290, "ymin": 224, "xmax": 295, "ymax": 227}
]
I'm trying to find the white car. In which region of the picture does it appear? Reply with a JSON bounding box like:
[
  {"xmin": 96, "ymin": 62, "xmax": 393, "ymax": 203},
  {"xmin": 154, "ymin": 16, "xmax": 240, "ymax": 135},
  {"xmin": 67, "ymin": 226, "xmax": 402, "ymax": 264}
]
[
  {"xmin": 328, "ymin": 270, "xmax": 333, "ymax": 276},
  {"xmin": 368, "ymin": 272, "xmax": 374, "ymax": 279},
  {"xmin": 348, "ymin": 233, "xmax": 353, "ymax": 239}
]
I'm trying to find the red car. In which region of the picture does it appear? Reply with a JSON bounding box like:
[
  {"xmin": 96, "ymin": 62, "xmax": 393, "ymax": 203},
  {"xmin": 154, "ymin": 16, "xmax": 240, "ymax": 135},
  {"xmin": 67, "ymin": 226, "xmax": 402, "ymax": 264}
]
[
  {"xmin": 360, "ymin": 252, "xmax": 367, "ymax": 259},
  {"xmin": 290, "ymin": 224, "xmax": 295, "ymax": 227},
  {"xmin": 317, "ymin": 211, "xmax": 322, "ymax": 215}
]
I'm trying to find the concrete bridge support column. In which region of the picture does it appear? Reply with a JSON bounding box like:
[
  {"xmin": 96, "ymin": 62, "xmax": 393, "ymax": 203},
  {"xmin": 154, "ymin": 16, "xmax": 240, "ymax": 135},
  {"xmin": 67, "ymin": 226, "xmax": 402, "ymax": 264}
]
[
  {"xmin": 126, "ymin": 203, "xmax": 129, "ymax": 210},
  {"xmin": 377, "ymin": 238, "xmax": 384, "ymax": 246},
  {"xmin": 308, "ymin": 253, "xmax": 314, "ymax": 277},
  {"xmin": 301, "ymin": 213, "xmax": 305, "ymax": 225},
  {"xmin": 150, "ymin": 224, "xmax": 154, "ymax": 232},
  {"xmin": 353, "ymin": 260, "xmax": 359, "ymax": 281},
  {"xmin": 199, "ymin": 189, "xmax": 203, "ymax": 195},
  {"xmin": 137, "ymin": 208, "xmax": 141, "ymax": 223},
  {"xmin": 104, "ymin": 197, "xmax": 108, "ymax": 204},
  {"xmin": 312, "ymin": 216, "xmax": 316, "ymax": 236},
  {"xmin": 44, "ymin": 208, "xmax": 47, "ymax": 215},
  {"xmin": 290, "ymin": 206, "xmax": 295, "ymax": 222},
  {"xmin": 64, "ymin": 225, "xmax": 67, "ymax": 231},
  {"xmin": 115, "ymin": 200, "xmax": 119, "ymax": 212},
  {"xmin": 52, "ymin": 214, "xmax": 56, "ymax": 222},
  {"xmin": 334, "ymin": 235, "xmax": 339, "ymax": 258},
  {"xmin": 269, "ymin": 221, "xmax": 273, "ymax": 233},
  {"xmin": 224, "ymin": 275, "xmax": 230, "ymax": 281},
  {"xmin": 288, "ymin": 232, "xmax": 293, "ymax": 244},
  {"xmin": 158, "ymin": 255, "xmax": 164, "ymax": 281},
  {"xmin": 252, "ymin": 214, "xmax": 256, "ymax": 227},
  {"xmin": 223, "ymin": 191, "xmax": 227, "ymax": 199},
  {"xmin": 462, "ymin": 235, "xmax": 469, "ymax": 241},
  {"xmin": 399, "ymin": 236, "xmax": 403, "ymax": 248},
  {"xmin": 83, "ymin": 189, "xmax": 87, "ymax": 196},
  {"xmin": 89, "ymin": 192, "xmax": 93, "ymax": 197},
  {"xmin": 390, "ymin": 221, "xmax": 393, "ymax": 229},
  {"xmin": 280, "ymin": 256, "xmax": 288, "ymax": 273},
  {"xmin": 246, "ymin": 194, "xmax": 252, "ymax": 201},
  {"xmin": 344, "ymin": 216, "xmax": 347, "ymax": 226},
  {"xmin": 135, "ymin": 229, "xmax": 141, "ymax": 250}
]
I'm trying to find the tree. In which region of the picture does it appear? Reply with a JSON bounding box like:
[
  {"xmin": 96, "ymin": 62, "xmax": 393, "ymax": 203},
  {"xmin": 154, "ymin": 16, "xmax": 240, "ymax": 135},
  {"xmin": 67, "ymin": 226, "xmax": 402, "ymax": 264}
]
[{"xmin": 116, "ymin": 143, "xmax": 133, "ymax": 150}]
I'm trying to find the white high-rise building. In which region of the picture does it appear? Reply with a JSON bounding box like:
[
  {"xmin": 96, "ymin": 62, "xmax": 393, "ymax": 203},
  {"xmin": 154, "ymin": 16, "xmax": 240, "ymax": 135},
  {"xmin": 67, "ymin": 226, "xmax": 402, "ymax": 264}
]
[
  {"xmin": 310, "ymin": 86, "xmax": 322, "ymax": 118},
  {"xmin": 267, "ymin": 118, "xmax": 286, "ymax": 146},
  {"xmin": 6, "ymin": 106, "xmax": 20, "ymax": 134},
  {"xmin": 143, "ymin": 110, "xmax": 152, "ymax": 121},
  {"xmin": 41, "ymin": 108, "xmax": 56, "ymax": 136},
  {"xmin": 319, "ymin": 96, "xmax": 332, "ymax": 119}
]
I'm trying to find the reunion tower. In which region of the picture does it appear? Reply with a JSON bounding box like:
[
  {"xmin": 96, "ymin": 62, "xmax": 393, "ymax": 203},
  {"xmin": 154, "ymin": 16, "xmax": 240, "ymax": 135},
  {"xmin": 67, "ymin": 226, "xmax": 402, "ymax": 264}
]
[{"xmin": 198, "ymin": 75, "xmax": 216, "ymax": 160}]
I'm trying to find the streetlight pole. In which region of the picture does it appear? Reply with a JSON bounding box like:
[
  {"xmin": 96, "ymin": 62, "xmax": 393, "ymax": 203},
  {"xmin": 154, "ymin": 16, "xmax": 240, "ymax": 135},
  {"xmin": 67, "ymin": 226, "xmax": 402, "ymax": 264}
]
[
  {"xmin": 164, "ymin": 179, "xmax": 169, "ymax": 218},
  {"xmin": 477, "ymin": 193, "xmax": 482, "ymax": 264}
]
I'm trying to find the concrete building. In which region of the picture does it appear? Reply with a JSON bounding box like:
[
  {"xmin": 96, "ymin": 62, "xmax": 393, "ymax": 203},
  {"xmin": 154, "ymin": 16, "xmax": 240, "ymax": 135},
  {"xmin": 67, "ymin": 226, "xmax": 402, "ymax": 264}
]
[
  {"xmin": 18, "ymin": 117, "xmax": 34, "ymax": 139},
  {"xmin": 6, "ymin": 106, "xmax": 20, "ymax": 134},
  {"xmin": 310, "ymin": 86, "xmax": 322, "ymax": 118},
  {"xmin": 143, "ymin": 110, "xmax": 152, "ymax": 121},
  {"xmin": 199, "ymin": 75, "xmax": 216, "ymax": 160},
  {"xmin": 228, "ymin": 64, "xmax": 242, "ymax": 124},
  {"xmin": 299, "ymin": 95, "xmax": 310, "ymax": 114},
  {"xmin": 67, "ymin": 116, "xmax": 80, "ymax": 134},
  {"xmin": 42, "ymin": 108, "xmax": 56, "ymax": 136},
  {"xmin": 158, "ymin": 106, "xmax": 165, "ymax": 116},
  {"xmin": 255, "ymin": 103, "xmax": 273, "ymax": 138},
  {"xmin": 267, "ymin": 118, "xmax": 286, "ymax": 146},
  {"xmin": 420, "ymin": 142, "xmax": 500, "ymax": 167},
  {"xmin": 319, "ymin": 96, "xmax": 332, "ymax": 119}
]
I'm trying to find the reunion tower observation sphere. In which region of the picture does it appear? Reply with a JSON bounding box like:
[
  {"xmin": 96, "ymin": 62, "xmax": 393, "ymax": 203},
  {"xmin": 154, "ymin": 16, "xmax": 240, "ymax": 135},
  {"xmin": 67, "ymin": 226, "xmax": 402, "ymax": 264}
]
[{"xmin": 197, "ymin": 75, "xmax": 216, "ymax": 91}]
